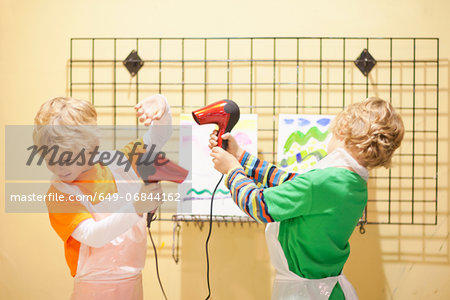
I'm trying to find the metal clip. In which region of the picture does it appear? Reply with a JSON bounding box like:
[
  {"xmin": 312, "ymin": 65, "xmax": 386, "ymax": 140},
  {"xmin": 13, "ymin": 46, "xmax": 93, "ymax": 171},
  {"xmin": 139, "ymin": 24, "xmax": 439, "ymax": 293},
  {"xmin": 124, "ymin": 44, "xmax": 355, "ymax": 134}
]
[
  {"xmin": 172, "ymin": 222, "xmax": 181, "ymax": 264},
  {"xmin": 359, "ymin": 223, "xmax": 366, "ymax": 234}
]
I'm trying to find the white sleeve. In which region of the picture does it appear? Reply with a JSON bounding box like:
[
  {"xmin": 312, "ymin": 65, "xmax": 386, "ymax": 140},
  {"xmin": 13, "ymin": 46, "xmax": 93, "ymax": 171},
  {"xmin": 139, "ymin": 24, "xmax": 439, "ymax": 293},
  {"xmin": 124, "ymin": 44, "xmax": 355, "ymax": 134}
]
[
  {"xmin": 143, "ymin": 94, "xmax": 173, "ymax": 160},
  {"xmin": 71, "ymin": 203, "xmax": 143, "ymax": 248}
]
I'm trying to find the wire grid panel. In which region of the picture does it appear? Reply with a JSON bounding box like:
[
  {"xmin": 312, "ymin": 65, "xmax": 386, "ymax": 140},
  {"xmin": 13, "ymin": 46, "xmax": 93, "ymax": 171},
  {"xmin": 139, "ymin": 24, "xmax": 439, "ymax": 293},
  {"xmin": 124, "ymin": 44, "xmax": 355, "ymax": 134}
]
[{"xmin": 69, "ymin": 37, "xmax": 439, "ymax": 226}]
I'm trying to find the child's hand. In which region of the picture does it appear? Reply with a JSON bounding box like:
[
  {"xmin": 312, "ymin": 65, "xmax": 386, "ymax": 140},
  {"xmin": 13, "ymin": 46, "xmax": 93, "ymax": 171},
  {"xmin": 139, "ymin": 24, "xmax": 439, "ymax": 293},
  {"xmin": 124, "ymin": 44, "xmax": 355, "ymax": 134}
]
[
  {"xmin": 209, "ymin": 130, "xmax": 244, "ymax": 159},
  {"xmin": 135, "ymin": 94, "xmax": 167, "ymax": 126},
  {"xmin": 210, "ymin": 146, "xmax": 242, "ymax": 174}
]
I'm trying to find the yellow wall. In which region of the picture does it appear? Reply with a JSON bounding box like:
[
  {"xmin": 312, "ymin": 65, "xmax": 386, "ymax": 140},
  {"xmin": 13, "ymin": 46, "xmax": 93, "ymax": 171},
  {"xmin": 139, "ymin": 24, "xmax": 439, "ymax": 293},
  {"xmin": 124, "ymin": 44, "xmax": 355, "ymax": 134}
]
[{"xmin": 1, "ymin": 0, "xmax": 449, "ymax": 299}]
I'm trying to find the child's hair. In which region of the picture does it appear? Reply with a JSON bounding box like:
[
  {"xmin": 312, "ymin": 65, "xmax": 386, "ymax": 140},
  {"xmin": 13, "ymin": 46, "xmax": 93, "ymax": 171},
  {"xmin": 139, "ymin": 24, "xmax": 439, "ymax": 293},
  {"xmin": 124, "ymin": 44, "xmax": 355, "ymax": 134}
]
[
  {"xmin": 331, "ymin": 97, "xmax": 404, "ymax": 169},
  {"xmin": 33, "ymin": 97, "xmax": 99, "ymax": 153},
  {"xmin": 34, "ymin": 97, "xmax": 97, "ymax": 126}
]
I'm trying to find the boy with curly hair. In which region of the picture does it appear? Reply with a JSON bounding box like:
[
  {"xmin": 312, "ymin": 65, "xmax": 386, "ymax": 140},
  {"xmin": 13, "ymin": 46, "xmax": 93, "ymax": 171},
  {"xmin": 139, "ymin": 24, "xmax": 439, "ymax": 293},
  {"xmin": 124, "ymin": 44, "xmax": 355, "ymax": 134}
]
[{"xmin": 209, "ymin": 97, "xmax": 404, "ymax": 300}]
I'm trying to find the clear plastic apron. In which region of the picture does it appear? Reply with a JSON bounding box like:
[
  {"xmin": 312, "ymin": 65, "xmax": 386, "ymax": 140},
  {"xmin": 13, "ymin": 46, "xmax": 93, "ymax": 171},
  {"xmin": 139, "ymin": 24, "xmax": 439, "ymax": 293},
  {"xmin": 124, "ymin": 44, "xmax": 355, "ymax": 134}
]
[
  {"xmin": 266, "ymin": 148, "xmax": 367, "ymax": 300},
  {"xmin": 266, "ymin": 223, "xmax": 358, "ymax": 300},
  {"xmin": 52, "ymin": 151, "xmax": 148, "ymax": 300}
]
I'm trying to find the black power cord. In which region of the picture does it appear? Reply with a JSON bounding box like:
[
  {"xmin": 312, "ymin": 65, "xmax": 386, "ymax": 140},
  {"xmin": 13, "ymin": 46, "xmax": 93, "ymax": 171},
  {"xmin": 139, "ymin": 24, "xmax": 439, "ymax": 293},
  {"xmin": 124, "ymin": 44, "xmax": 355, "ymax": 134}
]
[
  {"xmin": 205, "ymin": 174, "xmax": 224, "ymax": 300},
  {"xmin": 147, "ymin": 212, "xmax": 168, "ymax": 300}
]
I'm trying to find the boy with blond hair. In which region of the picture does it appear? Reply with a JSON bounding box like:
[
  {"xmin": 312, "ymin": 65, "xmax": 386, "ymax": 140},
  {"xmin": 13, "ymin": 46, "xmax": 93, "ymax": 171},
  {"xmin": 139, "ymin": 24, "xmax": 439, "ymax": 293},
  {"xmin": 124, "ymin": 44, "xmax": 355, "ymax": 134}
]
[
  {"xmin": 33, "ymin": 94, "xmax": 171, "ymax": 300},
  {"xmin": 209, "ymin": 97, "xmax": 404, "ymax": 300}
]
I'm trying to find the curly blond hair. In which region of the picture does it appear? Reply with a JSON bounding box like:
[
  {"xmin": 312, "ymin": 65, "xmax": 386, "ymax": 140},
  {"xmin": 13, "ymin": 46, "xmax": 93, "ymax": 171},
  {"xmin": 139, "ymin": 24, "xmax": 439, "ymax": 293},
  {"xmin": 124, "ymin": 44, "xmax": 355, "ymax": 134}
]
[
  {"xmin": 33, "ymin": 97, "xmax": 99, "ymax": 153},
  {"xmin": 331, "ymin": 97, "xmax": 404, "ymax": 169}
]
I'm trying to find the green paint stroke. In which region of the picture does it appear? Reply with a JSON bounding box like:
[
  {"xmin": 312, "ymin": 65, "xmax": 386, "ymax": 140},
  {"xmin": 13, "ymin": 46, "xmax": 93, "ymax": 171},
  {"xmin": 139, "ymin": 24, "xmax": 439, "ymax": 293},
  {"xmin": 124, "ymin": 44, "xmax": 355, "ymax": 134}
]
[
  {"xmin": 302, "ymin": 149, "xmax": 327, "ymax": 161},
  {"xmin": 283, "ymin": 127, "xmax": 329, "ymax": 153},
  {"xmin": 280, "ymin": 149, "xmax": 328, "ymax": 167},
  {"xmin": 187, "ymin": 188, "xmax": 230, "ymax": 195}
]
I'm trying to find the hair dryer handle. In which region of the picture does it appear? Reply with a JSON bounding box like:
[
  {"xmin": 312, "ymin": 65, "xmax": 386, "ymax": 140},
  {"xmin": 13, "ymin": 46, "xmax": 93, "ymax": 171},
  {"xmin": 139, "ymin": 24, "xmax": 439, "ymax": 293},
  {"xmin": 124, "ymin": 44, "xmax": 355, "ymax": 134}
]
[
  {"xmin": 221, "ymin": 139, "xmax": 228, "ymax": 150},
  {"xmin": 217, "ymin": 128, "xmax": 229, "ymax": 150}
]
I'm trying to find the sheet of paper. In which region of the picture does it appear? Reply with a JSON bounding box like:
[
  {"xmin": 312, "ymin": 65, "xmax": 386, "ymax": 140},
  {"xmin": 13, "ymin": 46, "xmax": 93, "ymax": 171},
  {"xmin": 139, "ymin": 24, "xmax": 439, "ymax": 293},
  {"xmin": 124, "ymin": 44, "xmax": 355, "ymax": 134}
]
[{"xmin": 277, "ymin": 114, "xmax": 335, "ymax": 174}]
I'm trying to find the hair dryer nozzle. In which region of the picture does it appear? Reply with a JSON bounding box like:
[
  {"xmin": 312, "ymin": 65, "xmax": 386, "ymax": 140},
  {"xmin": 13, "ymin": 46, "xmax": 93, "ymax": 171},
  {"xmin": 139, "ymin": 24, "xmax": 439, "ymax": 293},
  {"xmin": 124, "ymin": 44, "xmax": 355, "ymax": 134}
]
[
  {"xmin": 137, "ymin": 153, "xmax": 188, "ymax": 184},
  {"xmin": 192, "ymin": 99, "xmax": 240, "ymax": 149}
]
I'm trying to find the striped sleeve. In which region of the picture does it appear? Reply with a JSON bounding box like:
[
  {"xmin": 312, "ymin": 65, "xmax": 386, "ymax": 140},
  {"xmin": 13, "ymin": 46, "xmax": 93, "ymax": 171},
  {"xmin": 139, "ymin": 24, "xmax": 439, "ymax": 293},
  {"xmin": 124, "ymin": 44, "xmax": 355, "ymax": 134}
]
[
  {"xmin": 224, "ymin": 167, "xmax": 274, "ymax": 223},
  {"xmin": 238, "ymin": 151, "xmax": 299, "ymax": 188},
  {"xmin": 226, "ymin": 166, "xmax": 316, "ymax": 222}
]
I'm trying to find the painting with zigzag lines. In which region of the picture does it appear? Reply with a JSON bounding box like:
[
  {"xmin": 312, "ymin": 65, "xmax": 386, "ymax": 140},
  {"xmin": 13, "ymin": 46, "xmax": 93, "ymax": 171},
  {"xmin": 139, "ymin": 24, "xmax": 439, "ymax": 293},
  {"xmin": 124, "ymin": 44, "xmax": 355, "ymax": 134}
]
[{"xmin": 277, "ymin": 114, "xmax": 335, "ymax": 174}]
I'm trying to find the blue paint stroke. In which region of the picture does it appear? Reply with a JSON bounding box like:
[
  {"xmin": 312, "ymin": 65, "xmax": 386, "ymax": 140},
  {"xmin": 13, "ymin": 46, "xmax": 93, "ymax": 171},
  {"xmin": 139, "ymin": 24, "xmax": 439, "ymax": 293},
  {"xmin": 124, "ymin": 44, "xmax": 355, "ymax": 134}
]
[
  {"xmin": 317, "ymin": 118, "xmax": 331, "ymax": 126},
  {"xmin": 297, "ymin": 118, "xmax": 311, "ymax": 127},
  {"xmin": 283, "ymin": 118, "xmax": 294, "ymax": 125}
]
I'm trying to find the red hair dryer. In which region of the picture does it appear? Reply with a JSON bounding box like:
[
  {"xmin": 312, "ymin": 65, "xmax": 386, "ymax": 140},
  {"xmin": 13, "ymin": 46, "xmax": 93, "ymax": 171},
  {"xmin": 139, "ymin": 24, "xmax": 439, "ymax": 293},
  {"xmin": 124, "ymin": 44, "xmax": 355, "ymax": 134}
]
[{"xmin": 192, "ymin": 99, "xmax": 240, "ymax": 149}]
